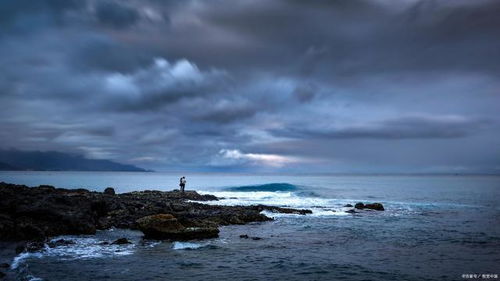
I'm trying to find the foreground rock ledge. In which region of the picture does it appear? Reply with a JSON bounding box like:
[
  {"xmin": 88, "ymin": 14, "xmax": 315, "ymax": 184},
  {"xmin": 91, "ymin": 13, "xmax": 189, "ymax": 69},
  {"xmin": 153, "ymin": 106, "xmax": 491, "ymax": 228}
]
[
  {"xmin": 0, "ymin": 182, "xmax": 311, "ymax": 241},
  {"xmin": 137, "ymin": 214, "xmax": 219, "ymax": 240}
]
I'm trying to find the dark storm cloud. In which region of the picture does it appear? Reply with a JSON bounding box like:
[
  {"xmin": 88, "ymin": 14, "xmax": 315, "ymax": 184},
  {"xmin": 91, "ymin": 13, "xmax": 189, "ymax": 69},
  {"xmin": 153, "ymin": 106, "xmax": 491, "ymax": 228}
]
[
  {"xmin": 0, "ymin": 0, "xmax": 82, "ymax": 23},
  {"xmin": 95, "ymin": 1, "xmax": 140, "ymax": 29},
  {"xmin": 270, "ymin": 116, "xmax": 492, "ymax": 140},
  {"xmin": 0, "ymin": 0, "xmax": 499, "ymax": 173}
]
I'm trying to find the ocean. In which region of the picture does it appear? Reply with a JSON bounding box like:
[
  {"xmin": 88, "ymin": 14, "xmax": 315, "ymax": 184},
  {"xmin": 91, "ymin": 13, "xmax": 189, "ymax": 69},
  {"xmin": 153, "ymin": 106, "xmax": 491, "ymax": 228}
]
[{"xmin": 1, "ymin": 172, "xmax": 499, "ymax": 281}]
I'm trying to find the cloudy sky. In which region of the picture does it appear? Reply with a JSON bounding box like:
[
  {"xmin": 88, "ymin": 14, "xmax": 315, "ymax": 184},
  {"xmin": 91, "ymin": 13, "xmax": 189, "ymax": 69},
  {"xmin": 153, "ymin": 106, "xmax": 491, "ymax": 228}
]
[{"xmin": 1, "ymin": 0, "xmax": 499, "ymax": 173}]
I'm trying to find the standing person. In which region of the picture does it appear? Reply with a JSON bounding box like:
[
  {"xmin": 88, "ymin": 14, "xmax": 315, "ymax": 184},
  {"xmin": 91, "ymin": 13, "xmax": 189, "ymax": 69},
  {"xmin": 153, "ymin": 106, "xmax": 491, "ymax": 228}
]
[{"xmin": 179, "ymin": 176, "xmax": 186, "ymax": 193}]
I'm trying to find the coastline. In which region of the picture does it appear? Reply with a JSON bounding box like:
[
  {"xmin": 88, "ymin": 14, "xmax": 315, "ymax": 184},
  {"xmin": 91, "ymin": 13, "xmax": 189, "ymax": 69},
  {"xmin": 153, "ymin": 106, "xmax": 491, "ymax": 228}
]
[{"xmin": 0, "ymin": 181, "xmax": 313, "ymax": 278}]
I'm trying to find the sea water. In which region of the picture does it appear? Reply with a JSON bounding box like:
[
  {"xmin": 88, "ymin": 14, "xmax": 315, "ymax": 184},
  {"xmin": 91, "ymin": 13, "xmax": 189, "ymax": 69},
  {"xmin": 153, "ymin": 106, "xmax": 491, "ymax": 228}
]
[{"xmin": 1, "ymin": 172, "xmax": 499, "ymax": 281}]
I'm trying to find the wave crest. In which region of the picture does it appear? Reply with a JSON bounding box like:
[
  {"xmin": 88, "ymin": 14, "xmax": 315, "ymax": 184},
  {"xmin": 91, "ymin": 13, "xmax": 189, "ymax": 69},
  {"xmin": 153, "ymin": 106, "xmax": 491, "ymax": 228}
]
[{"xmin": 225, "ymin": 183, "xmax": 298, "ymax": 192}]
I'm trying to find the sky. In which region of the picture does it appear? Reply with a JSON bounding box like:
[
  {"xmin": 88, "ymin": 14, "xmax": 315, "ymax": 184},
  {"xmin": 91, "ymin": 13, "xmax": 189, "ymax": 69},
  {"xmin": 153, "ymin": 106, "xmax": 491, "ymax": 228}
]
[{"xmin": 0, "ymin": 0, "xmax": 499, "ymax": 173}]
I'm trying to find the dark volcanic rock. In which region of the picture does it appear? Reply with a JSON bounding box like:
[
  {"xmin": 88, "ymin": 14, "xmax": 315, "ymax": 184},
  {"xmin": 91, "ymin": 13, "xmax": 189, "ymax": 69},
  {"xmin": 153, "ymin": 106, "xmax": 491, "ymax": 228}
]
[
  {"xmin": 364, "ymin": 203, "xmax": 384, "ymax": 211},
  {"xmin": 354, "ymin": 202, "xmax": 365, "ymax": 209},
  {"xmin": 47, "ymin": 239, "xmax": 75, "ymax": 248},
  {"xmin": 253, "ymin": 205, "xmax": 312, "ymax": 215},
  {"xmin": 24, "ymin": 241, "xmax": 45, "ymax": 252},
  {"xmin": 136, "ymin": 214, "xmax": 219, "ymax": 240},
  {"xmin": 0, "ymin": 182, "xmax": 311, "ymax": 242},
  {"xmin": 353, "ymin": 202, "xmax": 384, "ymax": 211},
  {"xmin": 104, "ymin": 187, "xmax": 116, "ymax": 195},
  {"xmin": 111, "ymin": 238, "xmax": 131, "ymax": 245}
]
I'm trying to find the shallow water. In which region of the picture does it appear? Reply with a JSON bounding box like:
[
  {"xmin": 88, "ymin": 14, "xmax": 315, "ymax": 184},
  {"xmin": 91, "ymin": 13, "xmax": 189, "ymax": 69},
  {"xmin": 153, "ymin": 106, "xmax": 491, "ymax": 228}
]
[{"xmin": 1, "ymin": 172, "xmax": 499, "ymax": 281}]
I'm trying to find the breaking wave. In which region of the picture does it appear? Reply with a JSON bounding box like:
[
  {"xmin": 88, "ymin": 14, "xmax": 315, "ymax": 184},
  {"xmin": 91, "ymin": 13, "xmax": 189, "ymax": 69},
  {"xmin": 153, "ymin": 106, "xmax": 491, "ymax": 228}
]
[
  {"xmin": 172, "ymin": 242, "xmax": 218, "ymax": 250},
  {"xmin": 224, "ymin": 183, "xmax": 299, "ymax": 192}
]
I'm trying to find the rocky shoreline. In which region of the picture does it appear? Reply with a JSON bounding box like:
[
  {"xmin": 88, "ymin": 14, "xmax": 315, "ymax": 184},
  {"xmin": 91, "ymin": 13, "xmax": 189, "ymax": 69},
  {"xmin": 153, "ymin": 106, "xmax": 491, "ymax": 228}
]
[
  {"xmin": 0, "ymin": 182, "xmax": 387, "ymax": 279},
  {"xmin": 0, "ymin": 182, "xmax": 312, "ymax": 243}
]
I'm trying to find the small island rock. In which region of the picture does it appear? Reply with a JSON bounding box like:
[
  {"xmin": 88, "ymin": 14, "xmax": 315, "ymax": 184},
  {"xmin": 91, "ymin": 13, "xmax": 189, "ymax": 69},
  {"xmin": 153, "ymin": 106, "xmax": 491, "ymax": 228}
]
[{"xmin": 104, "ymin": 187, "xmax": 116, "ymax": 195}]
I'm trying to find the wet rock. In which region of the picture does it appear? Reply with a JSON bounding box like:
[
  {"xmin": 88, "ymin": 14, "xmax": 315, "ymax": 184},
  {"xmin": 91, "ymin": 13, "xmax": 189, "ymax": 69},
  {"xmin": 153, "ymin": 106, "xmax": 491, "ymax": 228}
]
[
  {"xmin": 104, "ymin": 187, "xmax": 116, "ymax": 195},
  {"xmin": 251, "ymin": 237, "xmax": 262, "ymax": 240},
  {"xmin": 353, "ymin": 202, "xmax": 384, "ymax": 211},
  {"xmin": 24, "ymin": 241, "xmax": 45, "ymax": 252},
  {"xmin": 239, "ymin": 234, "xmax": 249, "ymax": 239},
  {"xmin": 364, "ymin": 203, "xmax": 384, "ymax": 211},
  {"xmin": 0, "ymin": 263, "xmax": 8, "ymax": 269},
  {"xmin": 0, "ymin": 271, "xmax": 5, "ymax": 279},
  {"xmin": 354, "ymin": 202, "xmax": 365, "ymax": 209},
  {"xmin": 47, "ymin": 239, "xmax": 75, "ymax": 248},
  {"xmin": 99, "ymin": 241, "xmax": 110, "ymax": 245},
  {"xmin": 0, "ymin": 182, "xmax": 310, "ymax": 242},
  {"xmin": 343, "ymin": 204, "xmax": 353, "ymax": 207},
  {"xmin": 345, "ymin": 209, "xmax": 357, "ymax": 214},
  {"xmin": 136, "ymin": 214, "xmax": 219, "ymax": 240},
  {"xmin": 254, "ymin": 205, "xmax": 312, "ymax": 215},
  {"xmin": 111, "ymin": 238, "xmax": 131, "ymax": 245}
]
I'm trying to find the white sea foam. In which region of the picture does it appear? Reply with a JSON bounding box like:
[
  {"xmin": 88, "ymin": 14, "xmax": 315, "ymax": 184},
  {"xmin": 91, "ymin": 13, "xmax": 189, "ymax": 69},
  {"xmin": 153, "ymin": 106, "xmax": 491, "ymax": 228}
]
[
  {"xmin": 195, "ymin": 190, "xmax": 336, "ymax": 208},
  {"xmin": 194, "ymin": 190, "xmax": 363, "ymax": 218},
  {"xmin": 42, "ymin": 237, "xmax": 136, "ymax": 260},
  {"xmin": 260, "ymin": 208, "xmax": 350, "ymax": 218},
  {"xmin": 11, "ymin": 236, "xmax": 137, "ymax": 271},
  {"xmin": 172, "ymin": 242, "xmax": 207, "ymax": 250},
  {"xmin": 11, "ymin": 251, "xmax": 43, "ymax": 269},
  {"xmin": 27, "ymin": 275, "xmax": 43, "ymax": 281}
]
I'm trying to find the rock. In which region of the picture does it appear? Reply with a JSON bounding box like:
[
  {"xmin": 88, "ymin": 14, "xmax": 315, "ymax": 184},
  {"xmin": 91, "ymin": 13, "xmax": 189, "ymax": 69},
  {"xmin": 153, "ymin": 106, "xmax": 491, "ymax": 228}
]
[
  {"xmin": 353, "ymin": 202, "xmax": 384, "ymax": 211},
  {"xmin": 0, "ymin": 182, "xmax": 310, "ymax": 242},
  {"xmin": 251, "ymin": 237, "xmax": 262, "ymax": 240},
  {"xmin": 239, "ymin": 234, "xmax": 249, "ymax": 239},
  {"xmin": 47, "ymin": 239, "xmax": 75, "ymax": 248},
  {"xmin": 111, "ymin": 238, "xmax": 131, "ymax": 245},
  {"xmin": 345, "ymin": 209, "xmax": 357, "ymax": 214},
  {"xmin": 354, "ymin": 202, "xmax": 365, "ymax": 209},
  {"xmin": 0, "ymin": 271, "xmax": 5, "ymax": 279},
  {"xmin": 343, "ymin": 204, "xmax": 353, "ymax": 207},
  {"xmin": 364, "ymin": 203, "xmax": 384, "ymax": 211},
  {"xmin": 0, "ymin": 263, "xmax": 9, "ymax": 269},
  {"xmin": 136, "ymin": 214, "xmax": 219, "ymax": 240},
  {"xmin": 25, "ymin": 241, "xmax": 45, "ymax": 252},
  {"xmin": 99, "ymin": 241, "xmax": 110, "ymax": 245},
  {"xmin": 104, "ymin": 187, "xmax": 116, "ymax": 195},
  {"xmin": 254, "ymin": 205, "xmax": 312, "ymax": 215}
]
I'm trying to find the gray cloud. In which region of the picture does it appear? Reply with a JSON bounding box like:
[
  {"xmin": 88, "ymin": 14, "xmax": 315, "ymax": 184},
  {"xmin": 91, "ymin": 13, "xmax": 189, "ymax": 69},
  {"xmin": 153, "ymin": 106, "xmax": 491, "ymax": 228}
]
[
  {"xmin": 0, "ymin": 0, "xmax": 499, "ymax": 173},
  {"xmin": 271, "ymin": 115, "xmax": 492, "ymax": 140},
  {"xmin": 95, "ymin": 1, "xmax": 140, "ymax": 29}
]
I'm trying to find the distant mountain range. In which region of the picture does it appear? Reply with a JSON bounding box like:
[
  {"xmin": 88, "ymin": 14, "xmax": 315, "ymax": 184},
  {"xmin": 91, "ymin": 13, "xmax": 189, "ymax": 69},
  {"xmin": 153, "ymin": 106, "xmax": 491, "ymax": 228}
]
[{"xmin": 0, "ymin": 149, "xmax": 148, "ymax": 172}]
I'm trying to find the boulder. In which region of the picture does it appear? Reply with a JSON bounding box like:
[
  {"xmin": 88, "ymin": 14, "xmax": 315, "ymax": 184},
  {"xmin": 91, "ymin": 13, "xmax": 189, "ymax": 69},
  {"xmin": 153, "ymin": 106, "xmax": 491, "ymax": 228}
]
[
  {"xmin": 364, "ymin": 203, "xmax": 384, "ymax": 211},
  {"xmin": 354, "ymin": 202, "xmax": 365, "ymax": 209},
  {"xmin": 47, "ymin": 239, "xmax": 75, "ymax": 248},
  {"xmin": 111, "ymin": 238, "xmax": 131, "ymax": 245},
  {"xmin": 136, "ymin": 214, "xmax": 219, "ymax": 240},
  {"xmin": 239, "ymin": 234, "xmax": 249, "ymax": 239},
  {"xmin": 344, "ymin": 204, "xmax": 353, "ymax": 207},
  {"xmin": 104, "ymin": 187, "xmax": 115, "ymax": 195},
  {"xmin": 24, "ymin": 241, "xmax": 45, "ymax": 252}
]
